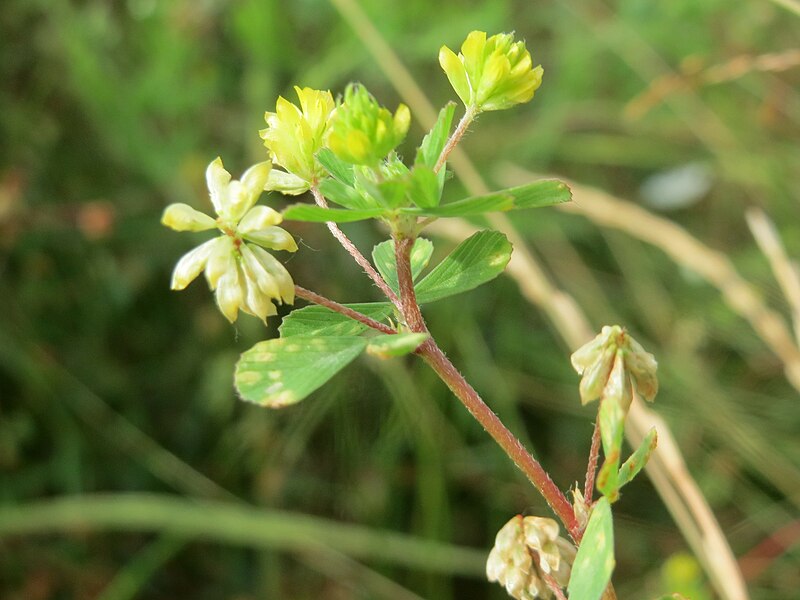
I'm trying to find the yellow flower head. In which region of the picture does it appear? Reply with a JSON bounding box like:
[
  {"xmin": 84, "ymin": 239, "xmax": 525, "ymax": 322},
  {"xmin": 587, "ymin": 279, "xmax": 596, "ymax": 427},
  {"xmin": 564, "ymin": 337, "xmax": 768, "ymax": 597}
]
[
  {"xmin": 259, "ymin": 87, "xmax": 335, "ymax": 183},
  {"xmin": 439, "ymin": 31, "xmax": 543, "ymax": 112},
  {"xmin": 161, "ymin": 157, "xmax": 297, "ymax": 323}
]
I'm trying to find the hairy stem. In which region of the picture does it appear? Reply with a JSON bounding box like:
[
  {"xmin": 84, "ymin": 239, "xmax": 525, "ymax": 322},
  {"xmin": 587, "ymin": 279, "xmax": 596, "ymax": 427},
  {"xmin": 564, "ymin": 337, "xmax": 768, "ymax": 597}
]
[
  {"xmin": 392, "ymin": 236, "xmax": 579, "ymax": 537},
  {"xmin": 294, "ymin": 285, "xmax": 395, "ymax": 335},
  {"xmin": 310, "ymin": 186, "xmax": 401, "ymax": 308},
  {"xmin": 584, "ymin": 417, "xmax": 602, "ymax": 504},
  {"xmin": 434, "ymin": 106, "xmax": 476, "ymax": 174},
  {"xmin": 541, "ymin": 572, "xmax": 568, "ymax": 600}
]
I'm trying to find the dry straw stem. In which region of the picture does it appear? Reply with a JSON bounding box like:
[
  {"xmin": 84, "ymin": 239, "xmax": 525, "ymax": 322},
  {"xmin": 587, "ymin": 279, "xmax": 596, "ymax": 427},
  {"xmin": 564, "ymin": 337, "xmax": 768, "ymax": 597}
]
[
  {"xmin": 746, "ymin": 207, "xmax": 800, "ymax": 346},
  {"xmin": 325, "ymin": 1, "xmax": 747, "ymax": 597},
  {"xmin": 626, "ymin": 49, "xmax": 800, "ymax": 119},
  {"xmin": 520, "ymin": 168, "xmax": 800, "ymax": 393}
]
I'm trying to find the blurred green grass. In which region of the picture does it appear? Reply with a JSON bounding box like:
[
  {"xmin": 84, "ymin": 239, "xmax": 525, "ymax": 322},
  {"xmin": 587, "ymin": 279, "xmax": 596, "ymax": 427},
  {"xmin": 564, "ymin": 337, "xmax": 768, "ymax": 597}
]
[{"xmin": 1, "ymin": 0, "xmax": 799, "ymax": 598}]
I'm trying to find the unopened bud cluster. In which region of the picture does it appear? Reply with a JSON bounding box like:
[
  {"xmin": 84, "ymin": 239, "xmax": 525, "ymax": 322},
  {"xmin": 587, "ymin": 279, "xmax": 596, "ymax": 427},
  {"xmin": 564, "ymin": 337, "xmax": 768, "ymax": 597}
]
[
  {"xmin": 570, "ymin": 325, "xmax": 658, "ymax": 410},
  {"xmin": 486, "ymin": 515, "xmax": 575, "ymax": 600}
]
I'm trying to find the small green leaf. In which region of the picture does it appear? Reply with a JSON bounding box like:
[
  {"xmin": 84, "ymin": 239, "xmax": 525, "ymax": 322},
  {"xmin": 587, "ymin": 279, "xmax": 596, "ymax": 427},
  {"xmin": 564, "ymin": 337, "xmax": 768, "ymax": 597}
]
[
  {"xmin": 317, "ymin": 148, "xmax": 355, "ymax": 186},
  {"xmin": 617, "ymin": 427, "xmax": 657, "ymax": 488},
  {"xmin": 597, "ymin": 396, "xmax": 626, "ymax": 501},
  {"xmin": 366, "ymin": 332, "xmax": 429, "ymax": 358},
  {"xmin": 372, "ymin": 238, "xmax": 434, "ymax": 294},
  {"xmin": 414, "ymin": 230, "xmax": 512, "ymax": 304},
  {"xmin": 568, "ymin": 497, "xmax": 615, "ymax": 600},
  {"xmin": 318, "ymin": 178, "xmax": 373, "ymax": 210},
  {"xmin": 236, "ymin": 336, "xmax": 367, "ymax": 407},
  {"xmin": 282, "ymin": 204, "xmax": 386, "ymax": 223},
  {"xmin": 400, "ymin": 180, "xmax": 571, "ymax": 217},
  {"xmin": 280, "ymin": 303, "xmax": 394, "ymax": 338},
  {"xmin": 415, "ymin": 103, "xmax": 456, "ymax": 169},
  {"xmin": 408, "ymin": 165, "xmax": 441, "ymax": 208}
]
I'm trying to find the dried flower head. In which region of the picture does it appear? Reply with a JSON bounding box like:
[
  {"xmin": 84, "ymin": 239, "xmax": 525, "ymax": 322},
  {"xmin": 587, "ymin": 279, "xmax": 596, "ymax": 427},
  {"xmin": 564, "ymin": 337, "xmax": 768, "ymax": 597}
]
[
  {"xmin": 439, "ymin": 31, "xmax": 543, "ymax": 112},
  {"xmin": 570, "ymin": 325, "xmax": 658, "ymax": 409},
  {"xmin": 487, "ymin": 515, "xmax": 575, "ymax": 600},
  {"xmin": 162, "ymin": 157, "xmax": 297, "ymax": 323}
]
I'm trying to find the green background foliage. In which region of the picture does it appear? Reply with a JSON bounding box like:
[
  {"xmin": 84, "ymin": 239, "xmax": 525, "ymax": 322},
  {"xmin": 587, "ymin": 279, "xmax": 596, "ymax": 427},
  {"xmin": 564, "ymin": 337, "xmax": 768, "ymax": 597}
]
[{"xmin": 1, "ymin": 0, "xmax": 799, "ymax": 598}]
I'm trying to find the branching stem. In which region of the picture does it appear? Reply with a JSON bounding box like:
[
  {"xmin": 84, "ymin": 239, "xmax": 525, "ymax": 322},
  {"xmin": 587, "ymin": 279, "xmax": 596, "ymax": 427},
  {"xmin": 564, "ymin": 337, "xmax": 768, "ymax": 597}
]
[
  {"xmin": 294, "ymin": 285, "xmax": 395, "ymax": 335},
  {"xmin": 584, "ymin": 417, "xmax": 602, "ymax": 504},
  {"xmin": 392, "ymin": 236, "xmax": 579, "ymax": 538},
  {"xmin": 310, "ymin": 186, "xmax": 401, "ymax": 308}
]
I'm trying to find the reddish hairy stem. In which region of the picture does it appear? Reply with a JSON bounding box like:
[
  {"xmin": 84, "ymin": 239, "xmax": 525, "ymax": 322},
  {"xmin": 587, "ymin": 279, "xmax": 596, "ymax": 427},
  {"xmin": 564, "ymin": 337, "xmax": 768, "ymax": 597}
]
[
  {"xmin": 433, "ymin": 106, "xmax": 476, "ymax": 174},
  {"xmin": 294, "ymin": 285, "xmax": 395, "ymax": 335},
  {"xmin": 310, "ymin": 187, "xmax": 401, "ymax": 308},
  {"xmin": 392, "ymin": 236, "xmax": 579, "ymax": 537},
  {"xmin": 584, "ymin": 417, "xmax": 602, "ymax": 503},
  {"xmin": 541, "ymin": 572, "xmax": 568, "ymax": 600}
]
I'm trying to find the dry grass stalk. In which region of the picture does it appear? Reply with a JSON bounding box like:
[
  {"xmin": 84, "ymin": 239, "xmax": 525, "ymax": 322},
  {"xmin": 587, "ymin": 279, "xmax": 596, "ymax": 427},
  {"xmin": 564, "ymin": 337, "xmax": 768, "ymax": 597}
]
[{"xmin": 746, "ymin": 207, "xmax": 800, "ymax": 346}]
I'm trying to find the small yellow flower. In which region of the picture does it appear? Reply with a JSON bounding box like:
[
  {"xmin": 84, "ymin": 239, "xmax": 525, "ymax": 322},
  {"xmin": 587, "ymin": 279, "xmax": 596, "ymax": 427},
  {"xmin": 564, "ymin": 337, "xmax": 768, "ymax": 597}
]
[
  {"xmin": 162, "ymin": 157, "xmax": 297, "ymax": 323},
  {"xmin": 259, "ymin": 87, "xmax": 335, "ymax": 183},
  {"xmin": 439, "ymin": 31, "xmax": 543, "ymax": 112},
  {"xmin": 486, "ymin": 515, "xmax": 575, "ymax": 600}
]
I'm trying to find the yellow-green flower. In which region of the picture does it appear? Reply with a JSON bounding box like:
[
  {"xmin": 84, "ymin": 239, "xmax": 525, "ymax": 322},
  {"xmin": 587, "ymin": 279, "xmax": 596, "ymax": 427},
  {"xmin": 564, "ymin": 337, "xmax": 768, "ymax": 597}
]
[
  {"xmin": 327, "ymin": 83, "xmax": 410, "ymax": 166},
  {"xmin": 259, "ymin": 87, "xmax": 335, "ymax": 183},
  {"xmin": 162, "ymin": 157, "xmax": 297, "ymax": 323},
  {"xmin": 439, "ymin": 31, "xmax": 543, "ymax": 112}
]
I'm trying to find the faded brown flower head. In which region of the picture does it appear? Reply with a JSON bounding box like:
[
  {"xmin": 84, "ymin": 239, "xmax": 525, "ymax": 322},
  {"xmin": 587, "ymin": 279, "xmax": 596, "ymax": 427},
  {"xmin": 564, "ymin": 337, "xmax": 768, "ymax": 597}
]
[{"xmin": 486, "ymin": 515, "xmax": 575, "ymax": 600}]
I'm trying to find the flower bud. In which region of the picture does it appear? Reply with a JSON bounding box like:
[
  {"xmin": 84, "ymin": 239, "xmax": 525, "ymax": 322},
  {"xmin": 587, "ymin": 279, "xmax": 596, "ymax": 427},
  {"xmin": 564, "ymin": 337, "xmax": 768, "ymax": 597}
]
[
  {"xmin": 327, "ymin": 84, "xmax": 410, "ymax": 166},
  {"xmin": 439, "ymin": 31, "xmax": 543, "ymax": 112},
  {"xmin": 487, "ymin": 515, "xmax": 574, "ymax": 600}
]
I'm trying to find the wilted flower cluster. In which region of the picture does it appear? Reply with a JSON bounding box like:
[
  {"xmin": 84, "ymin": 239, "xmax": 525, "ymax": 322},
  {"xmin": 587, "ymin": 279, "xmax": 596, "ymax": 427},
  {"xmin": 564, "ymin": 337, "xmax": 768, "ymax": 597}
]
[
  {"xmin": 259, "ymin": 86, "xmax": 336, "ymax": 183},
  {"xmin": 570, "ymin": 325, "xmax": 658, "ymax": 411},
  {"xmin": 487, "ymin": 515, "xmax": 575, "ymax": 600},
  {"xmin": 439, "ymin": 31, "xmax": 543, "ymax": 112},
  {"xmin": 161, "ymin": 158, "xmax": 297, "ymax": 323},
  {"xmin": 327, "ymin": 83, "xmax": 410, "ymax": 166}
]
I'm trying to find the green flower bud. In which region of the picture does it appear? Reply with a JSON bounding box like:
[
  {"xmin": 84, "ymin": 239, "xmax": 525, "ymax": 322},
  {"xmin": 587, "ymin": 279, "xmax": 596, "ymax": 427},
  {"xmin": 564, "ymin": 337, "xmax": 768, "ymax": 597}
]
[
  {"xmin": 487, "ymin": 515, "xmax": 575, "ymax": 600},
  {"xmin": 327, "ymin": 83, "xmax": 411, "ymax": 167},
  {"xmin": 439, "ymin": 31, "xmax": 544, "ymax": 112},
  {"xmin": 162, "ymin": 157, "xmax": 297, "ymax": 323},
  {"xmin": 260, "ymin": 87, "xmax": 335, "ymax": 183}
]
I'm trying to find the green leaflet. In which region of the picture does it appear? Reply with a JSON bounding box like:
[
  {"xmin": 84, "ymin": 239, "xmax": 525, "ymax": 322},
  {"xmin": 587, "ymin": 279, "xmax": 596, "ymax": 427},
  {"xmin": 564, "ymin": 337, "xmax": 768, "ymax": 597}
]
[
  {"xmin": 279, "ymin": 303, "xmax": 395, "ymax": 338},
  {"xmin": 281, "ymin": 204, "xmax": 385, "ymax": 223},
  {"xmin": 400, "ymin": 179, "xmax": 571, "ymax": 217},
  {"xmin": 415, "ymin": 103, "xmax": 456, "ymax": 169},
  {"xmin": 372, "ymin": 238, "xmax": 434, "ymax": 295},
  {"xmin": 414, "ymin": 230, "xmax": 512, "ymax": 304},
  {"xmin": 366, "ymin": 332, "xmax": 429, "ymax": 358},
  {"xmin": 235, "ymin": 336, "xmax": 367, "ymax": 408},
  {"xmin": 617, "ymin": 427, "xmax": 657, "ymax": 488},
  {"xmin": 568, "ymin": 497, "xmax": 615, "ymax": 600}
]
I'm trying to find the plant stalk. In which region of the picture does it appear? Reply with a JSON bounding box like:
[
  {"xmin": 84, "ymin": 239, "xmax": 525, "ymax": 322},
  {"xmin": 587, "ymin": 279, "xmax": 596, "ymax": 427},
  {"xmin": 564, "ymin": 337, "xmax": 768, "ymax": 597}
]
[
  {"xmin": 434, "ymin": 106, "xmax": 476, "ymax": 174},
  {"xmin": 584, "ymin": 417, "xmax": 602, "ymax": 504},
  {"xmin": 392, "ymin": 236, "xmax": 579, "ymax": 538},
  {"xmin": 310, "ymin": 186, "xmax": 402, "ymax": 308},
  {"xmin": 294, "ymin": 285, "xmax": 395, "ymax": 335}
]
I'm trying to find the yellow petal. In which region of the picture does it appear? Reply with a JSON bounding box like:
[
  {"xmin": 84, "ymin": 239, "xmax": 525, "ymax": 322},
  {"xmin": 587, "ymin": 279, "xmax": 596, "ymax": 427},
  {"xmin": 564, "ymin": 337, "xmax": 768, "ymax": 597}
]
[
  {"xmin": 170, "ymin": 237, "xmax": 219, "ymax": 290},
  {"xmin": 161, "ymin": 203, "xmax": 216, "ymax": 232},
  {"xmin": 205, "ymin": 157, "xmax": 230, "ymax": 215},
  {"xmin": 239, "ymin": 205, "xmax": 283, "ymax": 232}
]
